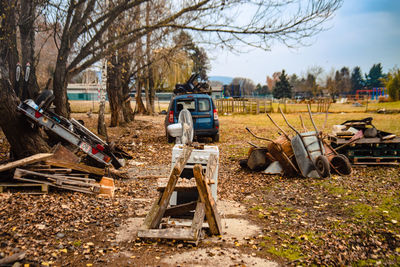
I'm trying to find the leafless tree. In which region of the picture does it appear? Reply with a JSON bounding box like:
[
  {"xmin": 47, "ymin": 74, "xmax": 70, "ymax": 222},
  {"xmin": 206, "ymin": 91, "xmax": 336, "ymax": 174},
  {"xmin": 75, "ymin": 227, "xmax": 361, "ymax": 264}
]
[{"xmin": 0, "ymin": 0, "xmax": 342, "ymax": 158}]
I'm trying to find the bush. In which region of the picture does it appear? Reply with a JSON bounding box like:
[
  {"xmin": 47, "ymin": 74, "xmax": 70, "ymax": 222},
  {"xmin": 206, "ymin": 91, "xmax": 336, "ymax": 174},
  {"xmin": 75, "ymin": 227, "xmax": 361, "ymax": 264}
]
[{"xmin": 384, "ymin": 69, "xmax": 400, "ymax": 101}]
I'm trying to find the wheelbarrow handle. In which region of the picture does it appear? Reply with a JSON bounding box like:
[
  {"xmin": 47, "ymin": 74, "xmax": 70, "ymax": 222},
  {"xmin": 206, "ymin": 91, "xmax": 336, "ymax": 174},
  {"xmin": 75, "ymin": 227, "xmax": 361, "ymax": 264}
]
[
  {"xmin": 299, "ymin": 114, "xmax": 308, "ymax": 132},
  {"xmin": 307, "ymin": 104, "xmax": 319, "ymax": 133},
  {"xmin": 279, "ymin": 107, "xmax": 300, "ymax": 135},
  {"xmin": 266, "ymin": 114, "xmax": 291, "ymax": 141},
  {"xmin": 245, "ymin": 127, "xmax": 275, "ymax": 143}
]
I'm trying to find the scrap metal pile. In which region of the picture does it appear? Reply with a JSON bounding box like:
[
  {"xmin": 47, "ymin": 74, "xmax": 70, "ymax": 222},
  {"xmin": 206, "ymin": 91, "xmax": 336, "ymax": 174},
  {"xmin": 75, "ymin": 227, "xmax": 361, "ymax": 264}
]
[
  {"xmin": 240, "ymin": 106, "xmax": 352, "ymax": 178},
  {"xmin": 329, "ymin": 117, "xmax": 400, "ymax": 165},
  {"xmin": 0, "ymin": 92, "xmax": 131, "ymax": 195}
]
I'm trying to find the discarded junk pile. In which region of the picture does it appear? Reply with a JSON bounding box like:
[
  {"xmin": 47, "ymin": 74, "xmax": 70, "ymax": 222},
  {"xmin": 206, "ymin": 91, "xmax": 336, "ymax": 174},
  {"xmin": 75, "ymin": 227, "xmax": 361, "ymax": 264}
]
[
  {"xmin": 240, "ymin": 106, "xmax": 352, "ymax": 178},
  {"xmin": 0, "ymin": 91, "xmax": 130, "ymax": 195},
  {"xmin": 329, "ymin": 117, "xmax": 400, "ymax": 165},
  {"xmin": 138, "ymin": 109, "xmax": 222, "ymax": 244}
]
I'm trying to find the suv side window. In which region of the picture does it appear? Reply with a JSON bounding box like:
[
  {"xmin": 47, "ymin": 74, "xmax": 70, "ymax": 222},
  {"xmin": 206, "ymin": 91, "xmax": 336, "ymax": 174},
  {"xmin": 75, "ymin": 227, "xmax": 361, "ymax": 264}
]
[{"xmin": 198, "ymin": 98, "xmax": 211, "ymax": 112}]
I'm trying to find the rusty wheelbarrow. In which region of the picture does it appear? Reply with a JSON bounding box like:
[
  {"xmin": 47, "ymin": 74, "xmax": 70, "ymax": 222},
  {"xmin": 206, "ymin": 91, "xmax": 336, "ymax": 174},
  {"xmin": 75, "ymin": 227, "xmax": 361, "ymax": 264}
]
[
  {"xmin": 279, "ymin": 105, "xmax": 330, "ymax": 178},
  {"xmin": 245, "ymin": 127, "xmax": 299, "ymax": 177}
]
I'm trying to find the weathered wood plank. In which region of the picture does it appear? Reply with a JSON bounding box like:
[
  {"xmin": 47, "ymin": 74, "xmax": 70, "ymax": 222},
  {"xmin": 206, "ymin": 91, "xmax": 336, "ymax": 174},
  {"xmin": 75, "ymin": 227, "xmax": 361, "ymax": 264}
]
[
  {"xmin": 164, "ymin": 201, "xmax": 198, "ymax": 217},
  {"xmin": 191, "ymin": 202, "xmax": 205, "ymax": 240},
  {"xmin": 0, "ymin": 153, "xmax": 53, "ymax": 173},
  {"xmin": 142, "ymin": 194, "xmax": 162, "ymax": 229},
  {"xmin": 144, "ymin": 146, "xmax": 193, "ymax": 229},
  {"xmin": 138, "ymin": 228, "xmax": 196, "ymax": 241},
  {"xmin": 204, "ymin": 154, "xmax": 218, "ymax": 185},
  {"xmin": 14, "ymin": 169, "xmax": 98, "ymax": 185},
  {"xmin": 45, "ymin": 159, "xmax": 105, "ymax": 176},
  {"xmin": 0, "ymin": 183, "xmax": 48, "ymax": 193},
  {"xmin": 14, "ymin": 176, "xmax": 96, "ymax": 194},
  {"xmin": 193, "ymin": 163, "xmax": 222, "ymax": 235},
  {"xmin": 27, "ymin": 168, "xmax": 72, "ymax": 173},
  {"xmin": 51, "ymin": 143, "xmax": 80, "ymax": 163},
  {"xmin": 158, "ymin": 177, "xmax": 214, "ymax": 191}
]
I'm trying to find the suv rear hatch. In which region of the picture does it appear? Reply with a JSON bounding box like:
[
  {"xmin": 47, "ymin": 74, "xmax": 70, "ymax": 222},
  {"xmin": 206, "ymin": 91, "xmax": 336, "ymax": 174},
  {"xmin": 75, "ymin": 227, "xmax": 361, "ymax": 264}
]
[{"xmin": 175, "ymin": 97, "xmax": 213, "ymax": 130}]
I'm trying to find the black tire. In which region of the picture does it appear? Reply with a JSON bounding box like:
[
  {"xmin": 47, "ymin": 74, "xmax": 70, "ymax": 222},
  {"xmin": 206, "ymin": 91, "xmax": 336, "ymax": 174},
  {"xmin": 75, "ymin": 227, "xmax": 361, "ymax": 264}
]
[
  {"xmin": 35, "ymin": 90, "xmax": 54, "ymax": 110},
  {"xmin": 315, "ymin": 155, "xmax": 330, "ymax": 178},
  {"xmin": 166, "ymin": 132, "xmax": 174, "ymax": 143},
  {"xmin": 212, "ymin": 133, "xmax": 220, "ymax": 143},
  {"xmin": 331, "ymin": 154, "xmax": 352, "ymax": 175},
  {"xmin": 239, "ymin": 159, "xmax": 249, "ymax": 169}
]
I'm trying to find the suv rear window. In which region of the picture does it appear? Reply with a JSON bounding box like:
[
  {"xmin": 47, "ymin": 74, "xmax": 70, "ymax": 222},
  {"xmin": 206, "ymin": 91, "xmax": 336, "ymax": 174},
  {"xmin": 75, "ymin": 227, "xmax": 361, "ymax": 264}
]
[
  {"xmin": 198, "ymin": 98, "xmax": 210, "ymax": 112},
  {"xmin": 176, "ymin": 99, "xmax": 195, "ymax": 112}
]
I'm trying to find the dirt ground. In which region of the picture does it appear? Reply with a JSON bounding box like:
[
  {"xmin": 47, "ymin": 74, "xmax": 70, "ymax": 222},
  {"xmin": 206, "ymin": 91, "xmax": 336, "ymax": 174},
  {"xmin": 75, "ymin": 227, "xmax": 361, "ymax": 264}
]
[{"xmin": 0, "ymin": 113, "xmax": 399, "ymax": 266}]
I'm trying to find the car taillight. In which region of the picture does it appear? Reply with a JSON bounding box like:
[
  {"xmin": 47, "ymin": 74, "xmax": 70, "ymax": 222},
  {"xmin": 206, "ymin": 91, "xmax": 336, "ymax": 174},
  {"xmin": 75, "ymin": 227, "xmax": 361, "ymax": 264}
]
[
  {"xmin": 213, "ymin": 109, "xmax": 218, "ymax": 120},
  {"xmin": 168, "ymin": 110, "xmax": 174, "ymax": 123}
]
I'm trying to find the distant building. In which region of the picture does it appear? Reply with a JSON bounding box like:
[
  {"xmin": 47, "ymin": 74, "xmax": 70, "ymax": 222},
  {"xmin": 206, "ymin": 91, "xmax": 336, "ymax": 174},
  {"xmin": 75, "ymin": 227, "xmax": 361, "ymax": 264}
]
[
  {"xmin": 209, "ymin": 80, "xmax": 223, "ymax": 99},
  {"xmin": 67, "ymin": 83, "xmax": 100, "ymax": 100}
]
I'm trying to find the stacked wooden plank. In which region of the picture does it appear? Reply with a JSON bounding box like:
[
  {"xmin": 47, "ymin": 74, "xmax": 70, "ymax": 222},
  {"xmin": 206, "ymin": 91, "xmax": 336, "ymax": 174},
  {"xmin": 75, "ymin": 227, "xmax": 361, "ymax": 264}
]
[
  {"xmin": 14, "ymin": 168, "xmax": 100, "ymax": 194},
  {"xmin": 330, "ymin": 135, "xmax": 400, "ymax": 165},
  {"xmin": 0, "ymin": 145, "xmax": 115, "ymax": 195}
]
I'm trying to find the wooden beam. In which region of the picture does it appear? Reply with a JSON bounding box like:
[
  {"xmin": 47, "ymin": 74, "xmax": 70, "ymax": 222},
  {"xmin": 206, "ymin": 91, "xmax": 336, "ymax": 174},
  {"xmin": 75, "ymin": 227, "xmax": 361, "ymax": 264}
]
[
  {"xmin": 164, "ymin": 201, "xmax": 197, "ymax": 217},
  {"xmin": 143, "ymin": 146, "xmax": 193, "ymax": 229},
  {"xmin": 137, "ymin": 228, "xmax": 196, "ymax": 241},
  {"xmin": 45, "ymin": 159, "xmax": 105, "ymax": 176},
  {"xmin": 0, "ymin": 153, "xmax": 53, "ymax": 173},
  {"xmin": 193, "ymin": 162, "xmax": 222, "ymax": 235},
  {"xmin": 191, "ymin": 202, "xmax": 205, "ymax": 241}
]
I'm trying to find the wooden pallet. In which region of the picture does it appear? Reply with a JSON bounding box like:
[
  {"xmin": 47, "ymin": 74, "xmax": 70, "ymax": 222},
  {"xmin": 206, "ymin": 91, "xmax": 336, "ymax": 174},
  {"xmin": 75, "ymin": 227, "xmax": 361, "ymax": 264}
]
[
  {"xmin": 138, "ymin": 147, "xmax": 221, "ymax": 244},
  {"xmin": 0, "ymin": 183, "xmax": 49, "ymax": 194},
  {"xmin": 14, "ymin": 168, "xmax": 99, "ymax": 194},
  {"xmin": 353, "ymin": 157, "xmax": 399, "ymax": 165}
]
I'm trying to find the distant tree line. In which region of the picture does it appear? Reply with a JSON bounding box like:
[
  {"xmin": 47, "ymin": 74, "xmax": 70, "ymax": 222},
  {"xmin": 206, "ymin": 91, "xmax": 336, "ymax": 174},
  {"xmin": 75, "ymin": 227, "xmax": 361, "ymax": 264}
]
[{"xmin": 261, "ymin": 63, "xmax": 400, "ymax": 100}]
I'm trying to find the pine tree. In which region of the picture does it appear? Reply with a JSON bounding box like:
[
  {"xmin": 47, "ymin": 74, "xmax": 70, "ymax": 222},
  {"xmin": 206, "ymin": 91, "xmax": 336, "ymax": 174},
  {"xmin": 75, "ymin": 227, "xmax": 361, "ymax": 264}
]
[
  {"xmin": 350, "ymin": 66, "xmax": 364, "ymax": 94},
  {"xmin": 273, "ymin": 70, "xmax": 292, "ymax": 99},
  {"xmin": 366, "ymin": 63, "xmax": 385, "ymax": 88}
]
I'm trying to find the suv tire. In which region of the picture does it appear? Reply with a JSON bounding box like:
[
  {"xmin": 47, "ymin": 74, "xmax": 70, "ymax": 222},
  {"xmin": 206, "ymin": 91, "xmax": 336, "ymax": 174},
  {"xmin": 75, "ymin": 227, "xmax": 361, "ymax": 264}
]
[
  {"xmin": 166, "ymin": 133, "xmax": 174, "ymax": 143},
  {"xmin": 212, "ymin": 133, "xmax": 220, "ymax": 143}
]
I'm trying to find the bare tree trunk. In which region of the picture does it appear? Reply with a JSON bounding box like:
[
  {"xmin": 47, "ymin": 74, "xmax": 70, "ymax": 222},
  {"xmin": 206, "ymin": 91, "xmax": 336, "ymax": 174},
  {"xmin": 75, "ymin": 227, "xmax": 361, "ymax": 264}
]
[
  {"xmin": 145, "ymin": 1, "xmax": 155, "ymax": 115},
  {"xmin": 149, "ymin": 67, "xmax": 156, "ymax": 114},
  {"xmin": 135, "ymin": 79, "xmax": 147, "ymax": 114},
  {"xmin": 19, "ymin": 0, "xmax": 39, "ymax": 100},
  {"xmin": 0, "ymin": 0, "xmax": 50, "ymax": 158},
  {"xmin": 107, "ymin": 51, "xmax": 124, "ymax": 127},
  {"xmin": 121, "ymin": 80, "xmax": 135, "ymax": 123},
  {"xmin": 98, "ymin": 60, "xmax": 108, "ymax": 137},
  {"xmin": 97, "ymin": 100, "xmax": 108, "ymax": 138},
  {"xmin": 53, "ymin": 56, "xmax": 70, "ymax": 118},
  {"xmin": 145, "ymin": 78, "xmax": 151, "ymax": 115},
  {"xmin": 7, "ymin": 3, "xmax": 18, "ymax": 94}
]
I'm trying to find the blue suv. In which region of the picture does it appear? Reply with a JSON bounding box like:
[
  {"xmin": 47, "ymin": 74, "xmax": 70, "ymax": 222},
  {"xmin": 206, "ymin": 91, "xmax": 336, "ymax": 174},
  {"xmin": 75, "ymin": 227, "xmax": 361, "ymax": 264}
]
[{"xmin": 164, "ymin": 75, "xmax": 219, "ymax": 143}]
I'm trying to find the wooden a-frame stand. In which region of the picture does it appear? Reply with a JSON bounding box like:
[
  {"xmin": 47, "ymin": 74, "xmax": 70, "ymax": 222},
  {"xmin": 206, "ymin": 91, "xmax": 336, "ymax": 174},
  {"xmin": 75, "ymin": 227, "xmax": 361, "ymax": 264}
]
[{"xmin": 138, "ymin": 146, "xmax": 222, "ymax": 244}]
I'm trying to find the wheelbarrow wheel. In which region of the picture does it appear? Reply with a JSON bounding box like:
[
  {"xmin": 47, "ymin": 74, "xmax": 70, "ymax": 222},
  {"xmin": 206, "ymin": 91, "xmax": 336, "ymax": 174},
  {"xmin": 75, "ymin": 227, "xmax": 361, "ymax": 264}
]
[
  {"xmin": 315, "ymin": 155, "xmax": 330, "ymax": 178},
  {"xmin": 331, "ymin": 154, "xmax": 352, "ymax": 175},
  {"xmin": 239, "ymin": 159, "xmax": 249, "ymax": 169}
]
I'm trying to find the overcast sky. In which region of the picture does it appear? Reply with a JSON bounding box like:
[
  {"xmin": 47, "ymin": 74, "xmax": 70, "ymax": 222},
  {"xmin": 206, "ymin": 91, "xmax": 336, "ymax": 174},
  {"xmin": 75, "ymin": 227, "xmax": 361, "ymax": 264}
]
[{"xmin": 209, "ymin": 0, "xmax": 400, "ymax": 85}]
